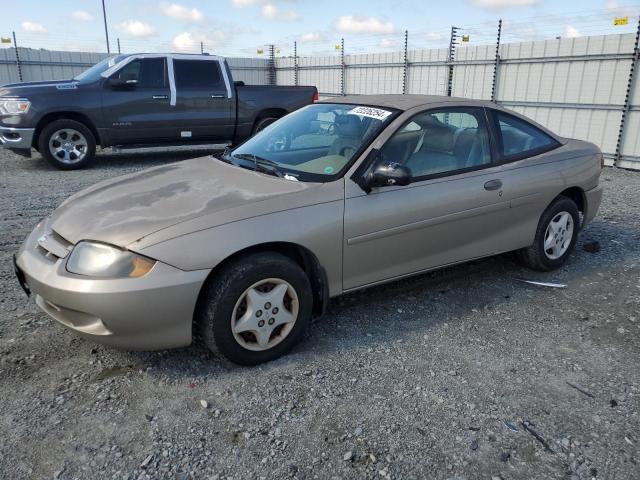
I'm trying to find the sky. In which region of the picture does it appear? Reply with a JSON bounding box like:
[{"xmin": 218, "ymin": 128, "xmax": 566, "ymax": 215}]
[{"xmin": 0, "ymin": 0, "xmax": 638, "ymax": 57}]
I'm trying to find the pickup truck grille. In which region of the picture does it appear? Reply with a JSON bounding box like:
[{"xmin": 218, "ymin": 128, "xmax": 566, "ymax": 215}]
[{"xmin": 36, "ymin": 229, "xmax": 73, "ymax": 262}]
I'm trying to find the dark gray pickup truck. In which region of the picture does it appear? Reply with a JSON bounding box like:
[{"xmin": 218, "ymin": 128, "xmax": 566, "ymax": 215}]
[{"xmin": 0, "ymin": 53, "xmax": 318, "ymax": 169}]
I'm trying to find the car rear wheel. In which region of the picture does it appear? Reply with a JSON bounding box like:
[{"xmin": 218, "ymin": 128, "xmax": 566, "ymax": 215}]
[
  {"xmin": 517, "ymin": 196, "xmax": 580, "ymax": 271},
  {"xmin": 39, "ymin": 119, "xmax": 96, "ymax": 170},
  {"xmin": 198, "ymin": 252, "xmax": 313, "ymax": 365}
]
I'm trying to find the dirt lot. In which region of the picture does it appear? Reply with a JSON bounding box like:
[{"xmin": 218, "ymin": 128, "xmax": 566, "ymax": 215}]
[{"xmin": 0, "ymin": 148, "xmax": 638, "ymax": 480}]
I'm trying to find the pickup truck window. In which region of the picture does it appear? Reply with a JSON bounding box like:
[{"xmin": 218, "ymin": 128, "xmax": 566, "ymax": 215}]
[
  {"xmin": 111, "ymin": 58, "xmax": 168, "ymax": 88},
  {"xmin": 229, "ymin": 103, "xmax": 397, "ymax": 182},
  {"xmin": 174, "ymin": 59, "xmax": 223, "ymax": 90}
]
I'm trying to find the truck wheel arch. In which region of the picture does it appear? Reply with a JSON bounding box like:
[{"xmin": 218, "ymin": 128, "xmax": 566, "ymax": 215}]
[
  {"xmin": 252, "ymin": 108, "xmax": 288, "ymax": 134},
  {"xmin": 34, "ymin": 112, "xmax": 101, "ymax": 150}
]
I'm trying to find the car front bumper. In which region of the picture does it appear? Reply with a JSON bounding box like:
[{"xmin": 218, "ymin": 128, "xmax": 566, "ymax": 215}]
[
  {"xmin": 14, "ymin": 220, "xmax": 210, "ymax": 350},
  {"xmin": 0, "ymin": 126, "xmax": 34, "ymax": 151}
]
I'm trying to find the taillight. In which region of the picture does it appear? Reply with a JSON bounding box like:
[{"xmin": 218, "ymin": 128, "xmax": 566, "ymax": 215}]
[{"xmin": 312, "ymin": 91, "xmax": 319, "ymax": 103}]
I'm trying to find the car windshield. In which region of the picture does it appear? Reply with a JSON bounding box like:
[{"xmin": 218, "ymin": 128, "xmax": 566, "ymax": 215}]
[
  {"xmin": 73, "ymin": 55, "xmax": 127, "ymax": 82},
  {"xmin": 228, "ymin": 103, "xmax": 397, "ymax": 182}
]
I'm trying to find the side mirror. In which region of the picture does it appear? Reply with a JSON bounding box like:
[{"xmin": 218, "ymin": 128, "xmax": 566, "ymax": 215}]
[
  {"xmin": 108, "ymin": 77, "xmax": 138, "ymax": 89},
  {"xmin": 234, "ymin": 80, "xmax": 245, "ymax": 87},
  {"xmin": 359, "ymin": 150, "xmax": 411, "ymax": 193}
]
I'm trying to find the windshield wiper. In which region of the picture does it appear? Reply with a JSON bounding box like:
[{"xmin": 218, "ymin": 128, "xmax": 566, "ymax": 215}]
[{"xmin": 232, "ymin": 153, "xmax": 284, "ymax": 177}]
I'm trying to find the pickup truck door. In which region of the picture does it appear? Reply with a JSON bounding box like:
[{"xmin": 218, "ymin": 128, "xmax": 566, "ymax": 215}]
[
  {"xmin": 171, "ymin": 58, "xmax": 234, "ymax": 141},
  {"xmin": 101, "ymin": 56, "xmax": 175, "ymax": 145}
]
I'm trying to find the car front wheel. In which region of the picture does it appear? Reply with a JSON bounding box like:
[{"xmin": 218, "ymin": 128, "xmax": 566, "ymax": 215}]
[
  {"xmin": 198, "ymin": 252, "xmax": 313, "ymax": 365},
  {"xmin": 517, "ymin": 196, "xmax": 580, "ymax": 271},
  {"xmin": 38, "ymin": 119, "xmax": 96, "ymax": 170}
]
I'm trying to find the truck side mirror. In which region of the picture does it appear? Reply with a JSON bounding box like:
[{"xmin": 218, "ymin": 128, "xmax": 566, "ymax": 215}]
[{"xmin": 108, "ymin": 77, "xmax": 138, "ymax": 89}]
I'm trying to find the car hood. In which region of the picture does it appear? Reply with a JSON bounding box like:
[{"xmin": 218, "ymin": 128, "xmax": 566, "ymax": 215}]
[
  {"xmin": 0, "ymin": 79, "xmax": 78, "ymax": 96},
  {"xmin": 49, "ymin": 156, "xmax": 315, "ymax": 247}
]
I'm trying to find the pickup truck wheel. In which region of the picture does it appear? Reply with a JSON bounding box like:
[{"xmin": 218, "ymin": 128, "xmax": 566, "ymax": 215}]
[
  {"xmin": 252, "ymin": 116, "xmax": 279, "ymax": 134},
  {"xmin": 39, "ymin": 119, "xmax": 96, "ymax": 170},
  {"xmin": 516, "ymin": 196, "xmax": 580, "ymax": 271},
  {"xmin": 198, "ymin": 252, "xmax": 313, "ymax": 366}
]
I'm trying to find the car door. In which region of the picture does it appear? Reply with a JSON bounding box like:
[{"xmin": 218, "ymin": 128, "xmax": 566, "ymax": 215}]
[
  {"xmin": 343, "ymin": 107, "xmax": 516, "ymax": 290},
  {"xmin": 172, "ymin": 58, "xmax": 234, "ymax": 141},
  {"xmin": 101, "ymin": 56, "xmax": 176, "ymax": 145}
]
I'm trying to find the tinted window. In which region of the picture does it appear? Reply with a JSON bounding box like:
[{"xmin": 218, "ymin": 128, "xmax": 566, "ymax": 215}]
[
  {"xmin": 111, "ymin": 58, "xmax": 167, "ymax": 88},
  {"xmin": 174, "ymin": 60, "xmax": 223, "ymax": 89},
  {"xmin": 494, "ymin": 111, "xmax": 556, "ymax": 158},
  {"xmin": 381, "ymin": 108, "xmax": 491, "ymax": 178}
]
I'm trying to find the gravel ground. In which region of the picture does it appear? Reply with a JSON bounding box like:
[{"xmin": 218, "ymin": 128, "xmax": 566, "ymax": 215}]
[{"xmin": 0, "ymin": 148, "xmax": 639, "ymax": 480}]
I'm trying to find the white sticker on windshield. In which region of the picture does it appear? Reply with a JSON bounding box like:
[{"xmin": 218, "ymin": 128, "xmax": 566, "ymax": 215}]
[
  {"xmin": 108, "ymin": 57, "xmax": 117, "ymax": 67},
  {"xmin": 348, "ymin": 106, "xmax": 393, "ymax": 121}
]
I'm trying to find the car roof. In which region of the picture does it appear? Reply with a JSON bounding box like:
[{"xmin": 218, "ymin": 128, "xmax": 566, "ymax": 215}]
[{"xmin": 321, "ymin": 94, "xmax": 495, "ymax": 111}]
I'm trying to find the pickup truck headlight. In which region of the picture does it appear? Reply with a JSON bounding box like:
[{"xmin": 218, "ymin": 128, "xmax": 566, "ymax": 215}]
[
  {"xmin": 66, "ymin": 241, "xmax": 156, "ymax": 278},
  {"xmin": 0, "ymin": 98, "xmax": 31, "ymax": 115}
]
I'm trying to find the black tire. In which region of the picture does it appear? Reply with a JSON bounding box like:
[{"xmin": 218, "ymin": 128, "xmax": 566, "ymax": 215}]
[
  {"xmin": 197, "ymin": 252, "xmax": 313, "ymax": 366},
  {"xmin": 252, "ymin": 116, "xmax": 279, "ymax": 135},
  {"xmin": 38, "ymin": 119, "xmax": 96, "ymax": 170},
  {"xmin": 517, "ymin": 196, "xmax": 580, "ymax": 271}
]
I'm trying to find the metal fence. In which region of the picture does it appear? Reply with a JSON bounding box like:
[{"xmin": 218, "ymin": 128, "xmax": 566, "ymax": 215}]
[
  {"xmin": 1, "ymin": 21, "xmax": 639, "ymax": 170},
  {"xmin": 276, "ymin": 24, "xmax": 640, "ymax": 170}
]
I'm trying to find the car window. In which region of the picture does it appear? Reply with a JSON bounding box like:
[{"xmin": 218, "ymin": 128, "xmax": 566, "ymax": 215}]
[
  {"xmin": 112, "ymin": 58, "xmax": 167, "ymax": 88},
  {"xmin": 174, "ymin": 59, "xmax": 224, "ymax": 90},
  {"xmin": 381, "ymin": 108, "xmax": 491, "ymax": 179},
  {"xmin": 494, "ymin": 111, "xmax": 556, "ymax": 158},
  {"xmin": 229, "ymin": 103, "xmax": 397, "ymax": 182}
]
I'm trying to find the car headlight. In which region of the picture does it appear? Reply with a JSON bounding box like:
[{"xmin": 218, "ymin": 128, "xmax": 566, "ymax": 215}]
[
  {"xmin": 0, "ymin": 98, "xmax": 31, "ymax": 115},
  {"xmin": 66, "ymin": 241, "xmax": 156, "ymax": 278}
]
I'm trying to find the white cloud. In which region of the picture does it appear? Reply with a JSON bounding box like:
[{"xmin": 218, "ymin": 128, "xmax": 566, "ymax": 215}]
[
  {"xmin": 172, "ymin": 31, "xmax": 226, "ymax": 52},
  {"xmin": 335, "ymin": 16, "xmax": 394, "ymax": 34},
  {"xmin": 469, "ymin": 0, "xmax": 539, "ymax": 8},
  {"xmin": 606, "ymin": 0, "xmax": 619, "ymax": 9},
  {"xmin": 565, "ymin": 25, "xmax": 582, "ymax": 38},
  {"xmin": 118, "ymin": 20, "xmax": 157, "ymax": 38},
  {"xmin": 160, "ymin": 2, "xmax": 204, "ymax": 22},
  {"xmin": 300, "ymin": 32, "xmax": 323, "ymax": 42},
  {"xmin": 232, "ymin": 0, "xmax": 261, "ymax": 6},
  {"xmin": 21, "ymin": 21, "xmax": 46, "ymax": 33},
  {"xmin": 378, "ymin": 38, "xmax": 401, "ymax": 48},
  {"xmin": 71, "ymin": 10, "xmax": 94, "ymax": 22},
  {"xmin": 262, "ymin": 4, "xmax": 299, "ymax": 21},
  {"xmin": 425, "ymin": 32, "xmax": 444, "ymax": 41}
]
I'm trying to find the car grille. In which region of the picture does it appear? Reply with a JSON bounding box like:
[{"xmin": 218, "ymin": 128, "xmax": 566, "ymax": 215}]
[{"xmin": 36, "ymin": 229, "xmax": 73, "ymax": 262}]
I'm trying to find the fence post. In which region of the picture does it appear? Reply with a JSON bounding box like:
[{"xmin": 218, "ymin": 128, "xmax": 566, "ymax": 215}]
[
  {"xmin": 12, "ymin": 31, "xmax": 22, "ymax": 82},
  {"xmin": 614, "ymin": 16, "xmax": 640, "ymax": 167},
  {"xmin": 447, "ymin": 26, "xmax": 459, "ymax": 96},
  {"xmin": 340, "ymin": 37, "xmax": 345, "ymax": 96},
  {"xmin": 294, "ymin": 41, "xmax": 298, "ymax": 86},
  {"xmin": 200, "ymin": 41, "xmax": 204, "ymax": 54},
  {"xmin": 268, "ymin": 44, "xmax": 276, "ymax": 86},
  {"xmin": 117, "ymin": 38, "xmax": 121, "ymax": 54},
  {"xmin": 402, "ymin": 30, "xmax": 408, "ymax": 94},
  {"xmin": 490, "ymin": 19, "xmax": 502, "ymax": 103}
]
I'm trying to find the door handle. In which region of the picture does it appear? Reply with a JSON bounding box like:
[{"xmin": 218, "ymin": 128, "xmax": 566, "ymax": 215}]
[
  {"xmin": 484, "ymin": 179, "xmax": 503, "ymax": 191},
  {"xmin": 211, "ymin": 94, "xmax": 226, "ymax": 98},
  {"xmin": 152, "ymin": 95, "xmax": 169, "ymax": 100}
]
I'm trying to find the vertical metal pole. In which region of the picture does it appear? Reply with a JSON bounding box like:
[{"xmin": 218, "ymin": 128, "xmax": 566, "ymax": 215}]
[
  {"xmin": 117, "ymin": 38, "xmax": 121, "ymax": 54},
  {"xmin": 200, "ymin": 41, "xmax": 204, "ymax": 54},
  {"xmin": 490, "ymin": 19, "xmax": 502, "ymax": 103},
  {"xmin": 294, "ymin": 41, "xmax": 298, "ymax": 86},
  {"xmin": 102, "ymin": 0, "xmax": 111, "ymax": 54},
  {"xmin": 340, "ymin": 37, "xmax": 345, "ymax": 96},
  {"xmin": 402, "ymin": 30, "xmax": 408, "ymax": 94},
  {"xmin": 268, "ymin": 44, "xmax": 276, "ymax": 85},
  {"xmin": 614, "ymin": 16, "xmax": 640, "ymax": 167},
  {"xmin": 12, "ymin": 31, "xmax": 22, "ymax": 82},
  {"xmin": 447, "ymin": 26, "xmax": 459, "ymax": 96}
]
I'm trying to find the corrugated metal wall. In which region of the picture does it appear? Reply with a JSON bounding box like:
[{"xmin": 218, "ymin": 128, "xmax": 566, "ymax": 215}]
[{"xmin": 273, "ymin": 32, "xmax": 639, "ymax": 169}]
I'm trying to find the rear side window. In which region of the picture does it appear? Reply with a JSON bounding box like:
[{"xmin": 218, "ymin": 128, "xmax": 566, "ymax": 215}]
[
  {"xmin": 493, "ymin": 111, "xmax": 558, "ymax": 159},
  {"xmin": 174, "ymin": 60, "xmax": 224, "ymax": 90},
  {"xmin": 112, "ymin": 58, "xmax": 167, "ymax": 88}
]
